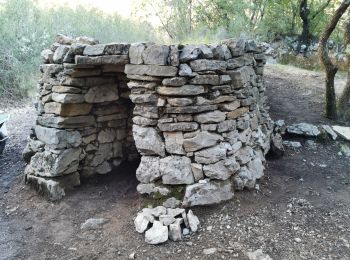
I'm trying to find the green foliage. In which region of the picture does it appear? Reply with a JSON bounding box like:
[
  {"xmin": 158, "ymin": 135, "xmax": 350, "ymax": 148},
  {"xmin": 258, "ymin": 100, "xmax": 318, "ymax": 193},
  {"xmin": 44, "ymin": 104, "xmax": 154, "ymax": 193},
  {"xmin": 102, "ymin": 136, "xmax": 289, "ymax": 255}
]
[{"xmin": 0, "ymin": 0, "xmax": 156, "ymax": 98}]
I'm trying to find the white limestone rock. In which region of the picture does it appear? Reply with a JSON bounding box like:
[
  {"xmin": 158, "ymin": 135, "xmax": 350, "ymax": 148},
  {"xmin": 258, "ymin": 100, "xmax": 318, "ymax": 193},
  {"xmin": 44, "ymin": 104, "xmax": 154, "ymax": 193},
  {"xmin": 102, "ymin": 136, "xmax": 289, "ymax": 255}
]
[
  {"xmin": 136, "ymin": 156, "xmax": 160, "ymax": 183},
  {"xmin": 134, "ymin": 213, "xmax": 150, "ymax": 233},
  {"xmin": 142, "ymin": 44, "xmax": 169, "ymax": 65},
  {"xmin": 332, "ymin": 125, "xmax": 350, "ymax": 141},
  {"xmin": 133, "ymin": 125, "xmax": 165, "ymax": 156},
  {"xmin": 169, "ymin": 219, "xmax": 183, "ymax": 241},
  {"xmin": 187, "ymin": 210, "xmax": 200, "ymax": 232},
  {"xmin": 183, "ymin": 131, "xmax": 223, "ymax": 152},
  {"xmin": 194, "ymin": 143, "xmax": 229, "ymax": 164},
  {"xmin": 194, "ymin": 110, "xmax": 226, "ymax": 124},
  {"xmin": 145, "ymin": 221, "xmax": 168, "ymax": 245},
  {"xmin": 203, "ymin": 157, "xmax": 240, "ymax": 180},
  {"xmin": 160, "ymin": 156, "xmax": 194, "ymax": 185},
  {"xmin": 164, "ymin": 132, "xmax": 185, "ymax": 155},
  {"xmin": 85, "ymin": 85, "xmax": 119, "ymax": 103},
  {"xmin": 287, "ymin": 123, "xmax": 320, "ymax": 137},
  {"xmin": 182, "ymin": 180, "xmax": 234, "ymax": 207},
  {"xmin": 191, "ymin": 163, "xmax": 204, "ymax": 181},
  {"xmin": 159, "ymin": 215, "xmax": 176, "ymax": 226}
]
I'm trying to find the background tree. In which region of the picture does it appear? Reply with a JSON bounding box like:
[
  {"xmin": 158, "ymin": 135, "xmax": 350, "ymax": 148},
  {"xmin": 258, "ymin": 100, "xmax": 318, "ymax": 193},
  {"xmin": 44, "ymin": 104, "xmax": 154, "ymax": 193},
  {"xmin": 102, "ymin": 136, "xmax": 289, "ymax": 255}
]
[{"xmin": 319, "ymin": 0, "xmax": 350, "ymax": 119}]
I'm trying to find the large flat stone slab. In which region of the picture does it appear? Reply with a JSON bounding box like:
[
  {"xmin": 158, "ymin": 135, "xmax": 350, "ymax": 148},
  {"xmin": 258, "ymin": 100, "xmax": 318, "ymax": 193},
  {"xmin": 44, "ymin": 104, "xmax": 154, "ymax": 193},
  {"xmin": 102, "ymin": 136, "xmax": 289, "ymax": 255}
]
[
  {"xmin": 125, "ymin": 64, "xmax": 178, "ymax": 77},
  {"xmin": 332, "ymin": 125, "xmax": 350, "ymax": 141}
]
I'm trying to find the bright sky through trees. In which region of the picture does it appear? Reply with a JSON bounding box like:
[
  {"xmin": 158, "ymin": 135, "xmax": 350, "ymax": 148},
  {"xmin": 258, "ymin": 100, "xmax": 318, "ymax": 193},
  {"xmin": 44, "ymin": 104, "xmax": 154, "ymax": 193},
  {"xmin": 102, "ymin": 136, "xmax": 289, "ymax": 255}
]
[{"xmin": 36, "ymin": 0, "xmax": 134, "ymax": 17}]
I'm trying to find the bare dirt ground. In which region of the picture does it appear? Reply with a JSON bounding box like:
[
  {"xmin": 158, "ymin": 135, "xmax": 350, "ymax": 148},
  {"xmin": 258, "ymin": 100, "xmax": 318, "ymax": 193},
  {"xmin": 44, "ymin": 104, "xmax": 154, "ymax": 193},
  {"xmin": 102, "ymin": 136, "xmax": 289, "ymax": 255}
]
[{"xmin": 0, "ymin": 65, "xmax": 349, "ymax": 260}]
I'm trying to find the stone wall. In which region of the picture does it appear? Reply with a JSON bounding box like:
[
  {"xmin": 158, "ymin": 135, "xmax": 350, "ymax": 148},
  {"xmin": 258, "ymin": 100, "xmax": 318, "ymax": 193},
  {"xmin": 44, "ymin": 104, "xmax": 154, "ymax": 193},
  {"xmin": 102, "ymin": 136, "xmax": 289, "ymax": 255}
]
[{"xmin": 23, "ymin": 35, "xmax": 273, "ymax": 204}]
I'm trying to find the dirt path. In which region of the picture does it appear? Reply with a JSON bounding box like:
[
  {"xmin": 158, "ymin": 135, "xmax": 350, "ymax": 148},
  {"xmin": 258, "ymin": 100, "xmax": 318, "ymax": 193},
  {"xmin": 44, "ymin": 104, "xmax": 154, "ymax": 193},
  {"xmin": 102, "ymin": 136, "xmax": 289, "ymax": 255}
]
[{"xmin": 0, "ymin": 65, "xmax": 350, "ymax": 260}]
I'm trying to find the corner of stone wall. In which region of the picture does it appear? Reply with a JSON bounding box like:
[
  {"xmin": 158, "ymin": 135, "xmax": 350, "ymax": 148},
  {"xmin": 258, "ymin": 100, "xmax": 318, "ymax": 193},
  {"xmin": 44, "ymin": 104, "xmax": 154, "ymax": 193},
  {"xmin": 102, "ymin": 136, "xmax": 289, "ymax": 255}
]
[{"xmin": 125, "ymin": 39, "xmax": 273, "ymax": 207}]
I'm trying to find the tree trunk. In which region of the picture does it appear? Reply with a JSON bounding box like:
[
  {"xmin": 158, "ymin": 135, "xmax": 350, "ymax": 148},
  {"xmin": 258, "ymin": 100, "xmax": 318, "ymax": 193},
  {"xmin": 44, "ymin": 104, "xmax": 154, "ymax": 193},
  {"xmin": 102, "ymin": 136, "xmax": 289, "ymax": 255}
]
[
  {"xmin": 338, "ymin": 13, "xmax": 350, "ymax": 118},
  {"xmin": 298, "ymin": 0, "xmax": 311, "ymax": 53},
  {"xmin": 319, "ymin": 0, "xmax": 350, "ymax": 119}
]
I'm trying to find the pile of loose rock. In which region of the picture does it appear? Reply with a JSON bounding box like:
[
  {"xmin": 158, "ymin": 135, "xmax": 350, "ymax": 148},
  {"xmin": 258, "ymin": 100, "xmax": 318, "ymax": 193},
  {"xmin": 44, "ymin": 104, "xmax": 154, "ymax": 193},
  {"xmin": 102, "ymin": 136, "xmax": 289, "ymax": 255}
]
[
  {"xmin": 23, "ymin": 34, "xmax": 273, "ymax": 205},
  {"xmin": 134, "ymin": 206, "xmax": 200, "ymax": 244}
]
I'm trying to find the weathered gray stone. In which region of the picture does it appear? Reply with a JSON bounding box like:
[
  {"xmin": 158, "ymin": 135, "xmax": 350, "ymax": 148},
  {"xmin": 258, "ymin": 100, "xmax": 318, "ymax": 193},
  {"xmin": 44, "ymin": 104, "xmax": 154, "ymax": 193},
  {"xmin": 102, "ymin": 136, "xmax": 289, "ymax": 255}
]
[
  {"xmin": 222, "ymin": 38, "xmax": 246, "ymax": 56},
  {"xmin": 162, "ymin": 77, "xmax": 187, "ymax": 86},
  {"xmin": 270, "ymin": 133, "xmax": 284, "ymax": 157},
  {"xmin": 90, "ymin": 143, "xmax": 113, "ymax": 167},
  {"xmin": 160, "ymin": 156, "xmax": 194, "ymax": 185},
  {"xmin": 157, "ymin": 85, "xmax": 205, "ymax": 96},
  {"xmin": 97, "ymin": 129, "xmax": 116, "ymax": 143},
  {"xmin": 203, "ymin": 157, "xmax": 240, "ymax": 180},
  {"xmin": 129, "ymin": 43, "xmax": 145, "ymax": 64},
  {"xmin": 52, "ymin": 93, "xmax": 85, "ymax": 103},
  {"xmin": 183, "ymin": 131, "xmax": 223, "ymax": 152},
  {"xmin": 145, "ymin": 221, "xmax": 168, "ymax": 245},
  {"xmin": 165, "ymin": 105, "xmax": 217, "ymax": 114},
  {"xmin": 133, "ymin": 105, "xmax": 158, "ymax": 119},
  {"xmin": 321, "ymin": 125, "xmax": 337, "ymax": 140},
  {"xmin": 187, "ymin": 210, "xmax": 200, "ymax": 232},
  {"xmin": 227, "ymin": 67, "xmax": 256, "ymax": 88},
  {"xmin": 41, "ymin": 49, "xmax": 54, "ymax": 64},
  {"xmin": 162, "ymin": 197, "xmax": 181, "ymax": 209},
  {"xmin": 75, "ymin": 55, "xmax": 129, "ymax": 65},
  {"xmin": 84, "ymin": 85, "xmax": 119, "ymax": 103},
  {"xmin": 287, "ymin": 123, "xmax": 321, "ymax": 137},
  {"xmin": 142, "ymin": 44, "xmax": 169, "ymax": 65},
  {"xmin": 191, "ymin": 163, "xmax": 204, "ymax": 181},
  {"xmin": 158, "ymin": 122, "xmax": 199, "ymax": 132},
  {"xmin": 189, "ymin": 75, "xmax": 220, "ymax": 85},
  {"xmin": 134, "ymin": 213, "xmax": 150, "ymax": 233},
  {"xmin": 35, "ymin": 125, "xmax": 81, "ymax": 149},
  {"xmin": 104, "ymin": 43, "xmax": 130, "ymax": 55},
  {"xmin": 25, "ymin": 148, "xmax": 81, "ymax": 177},
  {"xmin": 196, "ymin": 96, "xmax": 236, "ymax": 105},
  {"xmin": 133, "ymin": 125, "xmax": 165, "ymax": 156},
  {"xmin": 53, "ymin": 45, "xmax": 70, "ymax": 63},
  {"xmin": 37, "ymin": 115, "xmax": 95, "ymax": 129},
  {"xmin": 179, "ymin": 64, "xmax": 194, "ymax": 77},
  {"xmin": 136, "ymin": 156, "xmax": 160, "ymax": 183},
  {"xmin": 179, "ymin": 45, "xmax": 202, "ymax": 62},
  {"xmin": 164, "ymin": 132, "xmax": 185, "ymax": 155},
  {"xmin": 190, "ymin": 59, "xmax": 227, "ymax": 72},
  {"xmin": 95, "ymin": 161, "xmax": 112, "ymax": 174},
  {"xmin": 83, "ymin": 44, "xmax": 105, "ymax": 56},
  {"xmin": 219, "ymin": 100, "xmax": 241, "ymax": 111},
  {"xmin": 52, "ymin": 86, "xmax": 81, "ymax": 94},
  {"xmin": 194, "ymin": 111, "xmax": 226, "ymax": 123},
  {"xmin": 167, "ymin": 98, "xmax": 193, "ymax": 107},
  {"xmin": 211, "ymin": 44, "xmax": 232, "ymax": 60},
  {"xmin": 283, "ymin": 140, "xmax": 302, "ymax": 148},
  {"xmin": 159, "ymin": 215, "xmax": 176, "ymax": 226},
  {"xmin": 132, "ymin": 116, "xmax": 158, "ymax": 126},
  {"xmin": 25, "ymin": 172, "xmax": 80, "ymax": 201},
  {"xmin": 125, "ymin": 64, "xmax": 178, "ymax": 77},
  {"xmin": 44, "ymin": 102, "xmax": 92, "ymax": 117},
  {"xmin": 227, "ymin": 107, "xmax": 249, "ymax": 119},
  {"xmin": 236, "ymin": 146, "xmax": 254, "ymax": 164},
  {"xmin": 195, "ymin": 143, "xmax": 228, "ymax": 164},
  {"xmin": 182, "ymin": 180, "xmax": 234, "ymax": 207},
  {"xmin": 169, "ymin": 219, "xmax": 183, "ymax": 241},
  {"xmin": 129, "ymin": 93, "xmax": 158, "ymax": 104},
  {"xmin": 217, "ymin": 120, "xmax": 236, "ymax": 133}
]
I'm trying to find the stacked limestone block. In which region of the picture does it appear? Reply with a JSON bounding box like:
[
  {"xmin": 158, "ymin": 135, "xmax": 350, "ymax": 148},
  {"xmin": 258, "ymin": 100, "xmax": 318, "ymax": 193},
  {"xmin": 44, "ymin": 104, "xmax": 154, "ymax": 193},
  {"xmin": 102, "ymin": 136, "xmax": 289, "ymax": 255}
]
[
  {"xmin": 24, "ymin": 35, "xmax": 273, "ymax": 203},
  {"xmin": 125, "ymin": 39, "xmax": 273, "ymax": 207},
  {"xmin": 24, "ymin": 35, "xmax": 137, "ymax": 200}
]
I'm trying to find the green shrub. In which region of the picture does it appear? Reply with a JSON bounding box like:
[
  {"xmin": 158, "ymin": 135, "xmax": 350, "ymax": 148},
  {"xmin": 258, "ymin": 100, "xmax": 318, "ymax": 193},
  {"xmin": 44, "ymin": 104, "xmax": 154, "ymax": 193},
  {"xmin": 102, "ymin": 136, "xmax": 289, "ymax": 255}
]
[{"xmin": 0, "ymin": 0, "xmax": 157, "ymax": 98}]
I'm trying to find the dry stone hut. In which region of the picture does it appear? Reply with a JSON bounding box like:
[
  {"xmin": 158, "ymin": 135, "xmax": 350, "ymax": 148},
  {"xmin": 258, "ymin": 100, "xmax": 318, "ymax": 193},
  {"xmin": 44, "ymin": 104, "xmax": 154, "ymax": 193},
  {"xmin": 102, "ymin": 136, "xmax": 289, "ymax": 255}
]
[{"xmin": 23, "ymin": 35, "xmax": 273, "ymax": 205}]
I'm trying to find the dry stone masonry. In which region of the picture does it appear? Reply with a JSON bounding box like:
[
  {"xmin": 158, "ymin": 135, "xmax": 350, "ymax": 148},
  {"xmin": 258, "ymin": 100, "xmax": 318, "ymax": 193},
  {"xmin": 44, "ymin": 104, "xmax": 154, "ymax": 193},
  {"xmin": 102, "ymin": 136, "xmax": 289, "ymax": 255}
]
[{"xmin": 23, "ymin": 34, "xmax": 273, "ymax": 205}]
